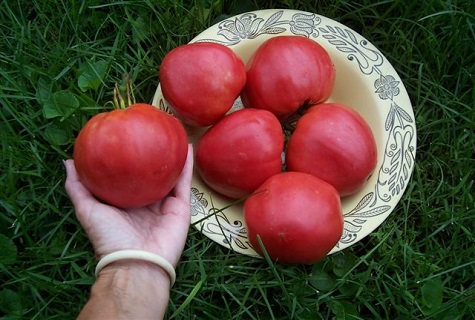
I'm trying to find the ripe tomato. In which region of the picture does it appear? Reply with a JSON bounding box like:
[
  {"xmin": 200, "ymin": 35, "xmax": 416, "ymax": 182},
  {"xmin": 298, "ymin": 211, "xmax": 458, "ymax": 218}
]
[
  {"xmin": 196, "ymin": 108, "xmax": 284, "ymax": 199},
  {"xmin": 159, "ymin": 42, "xmax": 246, "ymax": 127},
  {"xmin": 286, "ymin": 103, "xmax": 377, "ymax": 197},
  {"xmin": 241, "ymin": 35, "xmax": 335, "ymax": 120},
  {"xmin": 244, "ymin": 171, "xmax": 343, "ymax": 264},
  {"xmin": 73, "ymin": 103, "xmax": 188, "ymax": 208}
]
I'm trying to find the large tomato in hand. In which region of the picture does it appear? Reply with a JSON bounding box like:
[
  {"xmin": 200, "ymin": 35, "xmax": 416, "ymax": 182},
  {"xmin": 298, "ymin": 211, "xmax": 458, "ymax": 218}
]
[
  {"xmin": 73, "ymin": 103, "xmax": 188, "ymax": 208},
  {"xmin": 196, "ymin": 108, "xmax": 284, "ymax": 199},
  {"xmin": 159, "ymin": 42, "xmax": 246, "ymax": 127},
  {"xmin": 286, "ymin": 103, "xmax": 377, "ymax": 197},
  {"xmin": 244, "ymin": 172, "xmax": 343, "ymax": 264},
  {"xmin": 241, "ymin": 35, "xmax": 335, "ymax": 120}
]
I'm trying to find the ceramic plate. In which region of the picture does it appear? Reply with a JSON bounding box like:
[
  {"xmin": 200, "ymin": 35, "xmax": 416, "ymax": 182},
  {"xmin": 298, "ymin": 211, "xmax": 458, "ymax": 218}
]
[{"xmin": 153, "ymin": 9, "xmax": 417, "ymax": 258}]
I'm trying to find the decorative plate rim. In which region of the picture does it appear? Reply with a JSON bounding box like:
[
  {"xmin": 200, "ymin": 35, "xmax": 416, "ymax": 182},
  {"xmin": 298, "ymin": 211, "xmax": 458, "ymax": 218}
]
[{"xmin": 153, "ymin": 9, "xmax": 417, "ymax": 258}]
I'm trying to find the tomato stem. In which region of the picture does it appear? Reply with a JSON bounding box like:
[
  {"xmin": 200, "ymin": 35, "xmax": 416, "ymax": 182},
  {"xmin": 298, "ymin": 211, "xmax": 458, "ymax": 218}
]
[{"xmin": 112, "ymin": 73, "xmax": 136, "ymax": 110}]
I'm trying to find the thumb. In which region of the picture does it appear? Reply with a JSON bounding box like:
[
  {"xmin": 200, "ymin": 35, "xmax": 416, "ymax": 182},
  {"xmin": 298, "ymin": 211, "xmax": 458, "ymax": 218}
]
[{"xmin": 64, "ymin": 159, "xmax": 97, "ymax": 217}]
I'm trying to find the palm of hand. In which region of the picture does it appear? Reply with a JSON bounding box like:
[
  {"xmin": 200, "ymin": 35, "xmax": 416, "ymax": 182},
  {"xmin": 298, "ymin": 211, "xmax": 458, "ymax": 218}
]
[{"xmin": 77, "ymin": 198, "xmax": 189, "ymax": 267}]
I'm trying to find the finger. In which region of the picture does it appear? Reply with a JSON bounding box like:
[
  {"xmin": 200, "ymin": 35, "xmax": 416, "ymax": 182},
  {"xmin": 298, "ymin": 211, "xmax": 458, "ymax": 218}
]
[
  {"xmin": 64, "ymin": 159, "xmax": 96, "ymax": 214},
  {"xmin": 172, "ymin": 144, "xmax": 194, "ymax": 203}
]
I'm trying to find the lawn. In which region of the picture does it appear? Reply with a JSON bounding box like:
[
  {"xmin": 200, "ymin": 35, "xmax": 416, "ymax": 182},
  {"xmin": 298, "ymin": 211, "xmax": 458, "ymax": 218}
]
[{"xmin": 1, "ymin": 0, "xmax": 474, "ymax": 319}]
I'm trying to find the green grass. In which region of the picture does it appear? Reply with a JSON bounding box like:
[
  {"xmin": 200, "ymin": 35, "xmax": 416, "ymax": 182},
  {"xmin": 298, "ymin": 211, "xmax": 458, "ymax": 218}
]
[{"xmin": 1, "ymin": 0, "xmax": 474, "ymax": 319}]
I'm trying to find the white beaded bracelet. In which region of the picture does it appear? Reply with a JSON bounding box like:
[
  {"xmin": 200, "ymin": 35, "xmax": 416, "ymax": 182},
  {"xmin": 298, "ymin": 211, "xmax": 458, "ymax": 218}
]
[{"xmin": 95, "ymin": 250, "xmax": 176, "ymax": 286}]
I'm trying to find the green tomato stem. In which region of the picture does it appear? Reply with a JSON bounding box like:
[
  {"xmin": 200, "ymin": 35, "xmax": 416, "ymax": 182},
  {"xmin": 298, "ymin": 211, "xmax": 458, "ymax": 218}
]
[{"xmin": 113, "ymin": 73, "xmax": 136, "ymax": 110}]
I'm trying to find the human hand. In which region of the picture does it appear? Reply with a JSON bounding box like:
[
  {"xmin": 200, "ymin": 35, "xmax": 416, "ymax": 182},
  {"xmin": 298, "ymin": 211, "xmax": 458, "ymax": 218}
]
[{"xmin": 64, "ymin": 144, "xmax": 193, "ymax": 268}]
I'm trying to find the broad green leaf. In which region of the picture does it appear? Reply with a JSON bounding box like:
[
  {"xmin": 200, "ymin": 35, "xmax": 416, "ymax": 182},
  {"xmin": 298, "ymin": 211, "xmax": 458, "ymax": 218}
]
[
  {"xmin": 338, "ymin": 281, "xmax": 360, "ymax": 297},
  {"xmin": 330, "ymin": 300, "xmax": 359, "ymax": 320},
  {"xmin": 42, "ymin": 90, "xmax": 79, "ymax": 119},
  {"xmin": 0, "ymin": 233, "xmax": 17, "ymax": 265},
  {"xmin": 332, "ymin": 252, "xmax": 356, "ymax": 277},
  {"xmin": 43, "ymin": 101, "xmax": 62, "ymax": 119},
  {"xmin": 44, "ymin": 122, "xmax": 71, "ymax": 146},
  {"xmin": 421, "ymin": 277, "xmax": 443, "ymax": 313},
  {"xmin": 308, "ymin": 269, "xmax": 335, "ymax": 292},
  {"xmin": 0, "ymin": 289, "xmax": 22, "ymax": 315},
  {"xmin": 78, "ymin": 60, "xmax": 108, "ymax": 92}
]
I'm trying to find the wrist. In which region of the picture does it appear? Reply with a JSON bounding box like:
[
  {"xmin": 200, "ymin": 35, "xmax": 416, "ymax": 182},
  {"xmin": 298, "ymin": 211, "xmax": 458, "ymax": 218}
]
[{"xmin": 79, "ymin": 261, "xmax": 170, "ymax": 320}]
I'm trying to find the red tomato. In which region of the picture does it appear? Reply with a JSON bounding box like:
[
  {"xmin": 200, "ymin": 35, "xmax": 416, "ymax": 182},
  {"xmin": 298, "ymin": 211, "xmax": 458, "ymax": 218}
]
[
  {"xmin": 244, "ymin": 171, "xmax": 343, "ymax": 264},
  {"xmin": 196, "ymin": 108, "xmax": 284, "ymax": 199},
  {"xmin": 73, "ymin": 103, "xmax": 188, "ymax": 208},
  {"xmin": 159, "ymin": 42, "xmax": 246, "ymax": 127},
  {"xmin": 286, "ymin": 103, "xmax": 377, "ymax": 197},
  {"xmin": 241, "ymin": 35, "xmax": 335, "ymax": 120}
]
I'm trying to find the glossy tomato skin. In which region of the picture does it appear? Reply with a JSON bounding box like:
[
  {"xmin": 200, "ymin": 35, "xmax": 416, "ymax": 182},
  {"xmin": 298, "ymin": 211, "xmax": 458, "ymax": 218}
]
[
  {"xmin": 286, "ymin": 103, "xmax": 377, "ymax": 197},
  {"xmin": 241, "ymin": 35, "xmax": 335, "ymax": 120},
  {"xmin": 73, "ymin": 103, "xmax": 188, "ymax": 208},
  {"xmin": 159, "ymin": 42, "xmax": 246, "ymax": 127},
  {"xmin": 196, "ymin": 108, "xmax": 284, "ymax": 199},
  {"xmin": 244, "ymin": 171, "xmax": 343, "ymax": 264}
]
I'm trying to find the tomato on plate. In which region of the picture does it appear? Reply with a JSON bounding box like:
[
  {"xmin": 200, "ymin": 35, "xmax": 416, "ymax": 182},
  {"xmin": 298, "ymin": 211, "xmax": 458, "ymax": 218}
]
[
  {"xmin": 73, "ymin": 103, "xmax": 188, "ymax": 208},
  {"xmin": 286, "ymin": 103, "xmax": 377, "ymax": 197},
  {"xmin": 159, "ymin": 42, "xmax": 246, "ymax": 126},
  {"xmin": 241, "ymin": 35, "xmax": 335, "ymax": 120},
  {"xmin": 244, "ymin": 171, "xmax": 343, "ymax": 264},
  {"xmin": 196, "ymin": 108, "xmax": 284, "ymax": 199}
]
